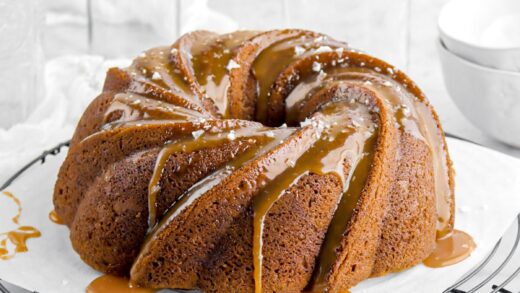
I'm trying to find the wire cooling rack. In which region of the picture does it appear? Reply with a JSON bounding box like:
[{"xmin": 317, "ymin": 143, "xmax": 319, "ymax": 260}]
[{"xmin": 0, "ymin": 136, "xmax": 519, "ymax": 293}]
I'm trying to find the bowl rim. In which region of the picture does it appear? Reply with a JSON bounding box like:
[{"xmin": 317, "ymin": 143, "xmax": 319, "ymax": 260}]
[
  {"xmin": 438, "ymin": 0, "xmax": 520, "ymax": 52},
  {"xmin": 438, "ymin": 39, "xmax": 520, "ymax": 76}
]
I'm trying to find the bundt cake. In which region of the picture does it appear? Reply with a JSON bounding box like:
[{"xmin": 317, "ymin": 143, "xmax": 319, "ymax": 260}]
[{"xmin": 54, "ymin": 29, "xmax": 473, "ymax": 292}]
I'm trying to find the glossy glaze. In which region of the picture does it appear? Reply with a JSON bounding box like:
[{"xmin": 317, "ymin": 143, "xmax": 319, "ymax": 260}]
[
  {"xmin": 49, "ymin": 210, "xmax": 65, "ymax": 225},
  {"xmin": 86, "ymin": 275, "xmax": 155, "ymax": 293},
  {"xmin": 423, "ymin": 229, "xmax": 476, "ymax": 268},
  {"xmin": 1, "ymin": 191, "xmax": 41, "ymax": 260}
]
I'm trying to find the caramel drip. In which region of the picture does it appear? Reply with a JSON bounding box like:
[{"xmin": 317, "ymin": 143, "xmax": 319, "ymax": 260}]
[
  {"xmin": 310, "ymin": 133, "xmax": 376, "ymax": 291},
  {"xmin": 286, "ymin": 64, "xmax": 453, "ymax": 237},
  {"xmin": 141, "ymin": 127, "xmax": 295, "ymax": 249},
  {"xmin": 335, "ymin": 67, "xmax": 453, "ymax": 237},
  {"xmin": 2, "ymin": 191, "xmax": 21, "ymax": 224},
  {"xmin": 128, "ymin": 46, "xmax": 194, "ymax": 101},
  {"xmin": 103, "ymin": 93, "xmax": 207, "ymax": 127},
  {"xmin": 252, "ymin": 101, "xmax": 377, "ymax": 293},
  {"xmin": 86, "ymin": 274, "xmax": 156, "ymax": 293},
  {"xmin": 146, "ymin": 126, "xmax": 290, "ymax": 231},
  {"xmin": 126, "ymin": 80, "xmax": 205, "ymax": 114},
  {"xmin": 49, "ymin": 210, "xmax": 64, "ymax": 225},
  {"xmin": 0, "ymin": 191, "xmax": 41, "ymax": 260},
  {"xmin": 423, "ymin": 230, "xmax": 476, "ymax": 268},
  {"xmin": 252, "ymin": 34, "xmax": 347, "ymax": 123},
  {"xmin": 189, "ymin": 31, "xmax": 256, "ymax": 117}
]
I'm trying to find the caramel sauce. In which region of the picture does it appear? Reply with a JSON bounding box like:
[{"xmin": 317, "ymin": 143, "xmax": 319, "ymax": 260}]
[
  {"xmin": 139, "ymin": 127, "xmax": 295, "ymax": 251},
  {"xmin": 423, "ymin": 229, "xmax": 476, "ymax": 268},
  {"xmin": 252, "ymin": 33, "xmax": 347, "ymax": 123},
  {"xmin": 86, "ymin": 275, "xmax": 156, "ymax": 293},
  {"xmin": 286, "ymin": 62, "xmax": 453, "ymax": 237},
  {"xmin": 189, "ymin": 31, "xmax": 257, "ymax": 117},
  {"xmin": 2, "ymin": 191, "xmax": 21, "ymax": 224},
  {"xmin": 310, "ymin": 133, "xmax": 376, "ymax": 291},
  {"xmin": 104, "ymin": 93, "xmax": 207, "ymax": 127},
  {"xmin": 48, "ymin": 210, "xmax": 64, "ymax": 225},
  {"xmin": 1, "ymin": 191, "xmax": 41, "ymax": 260},
  {"xmin": 131, "ymin": 81, "xmax": 200, "ymax": 109},
  {"xmin": 146, "ymin": 126, "xmax": 294, "ymax": 231},
  {"xmin": 252, "ymin": 101, "xmax": 377, "ymax": 293},
  {"xmin": 129, "ymin": 46, "xmax": 195, "ymax": 101}
]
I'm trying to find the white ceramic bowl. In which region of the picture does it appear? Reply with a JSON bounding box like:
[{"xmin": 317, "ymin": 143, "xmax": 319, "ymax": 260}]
[
  {"xmin": 438, "ymin": 40, "xmax": 520, "ymax": 147},
  {"xmin": 438, "ymin": 0, "xmax": 520, "ymax": 72}
]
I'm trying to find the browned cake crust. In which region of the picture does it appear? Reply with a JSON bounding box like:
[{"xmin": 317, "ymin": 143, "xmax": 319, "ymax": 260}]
[{"xmin": 53, "ymin": 29, "xmax": 455, "ymax": 292}]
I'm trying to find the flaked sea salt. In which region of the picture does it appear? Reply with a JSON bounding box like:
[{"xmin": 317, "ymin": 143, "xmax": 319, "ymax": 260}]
[
  {"xmin": 192, "ymin": 129, "xmax": 204, "ymax": 139},
  {"xmin": 315, "ymin": 46, "xmax": 333, "ymax": 53},
  {"xmin": 227, "ymin": 130, "xmax": 236, "ymax": 140},
  {"xmin": 294, "ymin": 46, "xmax": 306, "ymax": 56},
  {"xmin": 226, "ymin": 60, "xmax": 241, "ymax": 71},
  {"xmin": 314, "ymin": 36, "xmax": 325, "ymax": 43},
  {"xmin": 151, "ymin": 72, "xmax": 161, "ymax": 80},
  {"xmin": 312, "ymin": 61, "xmax": 322, "ymax": 72},
  {"xmin": 300, "ymin": 118, "xmax": 312, "ymax": 127}
]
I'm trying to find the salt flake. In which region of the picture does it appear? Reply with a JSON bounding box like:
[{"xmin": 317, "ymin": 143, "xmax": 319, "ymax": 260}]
[
  {"xmin": 226, "ymin": 60, "xmax": 241, "ymax": 71},
  {"xmin": 227, "ymin": 130, "xmax": 236, "ymax": 140},
  {"xmin": 152, "ymin": 72, "xmax": 161, "ymax": 80},
  {"xmin": 312, "ymin": 61, "xmax": 322, "ymax": 72},
  {"xmin": 192, "ymin": 130, "xmax": 204, "ymax": 139}
]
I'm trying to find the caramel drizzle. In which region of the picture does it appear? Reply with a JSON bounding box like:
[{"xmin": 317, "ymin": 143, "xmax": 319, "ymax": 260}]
[
  {"xmin": 2, "ymin": 191, "xmax": 21, "ymax": 224},
  {"xmin": 1, "ymin": 191, "xmax": 41, "ymax": 260},
  {"xmin": 146, "ymin": 126, "xmax": 292, "ymax": 231},
  {"xmin": 189, "ymin": 31, "xmax": 257, "ymax": 117},
  {"xmin": 142, "ymin": 127, "xmax": 295, "ymax": 247},
  {"xmin": 126, "ymin": 78, "xmax": 207, "ymax": 114},
  {"xmin": 252, "ymin": 101, "xmax": 377, "ymax": 293},
  {"xmin": 49, "ymin": 210, "xmax": 64, "ymax": 225},
  {"xmin": 286, "ymin": 63, "xmax": 453, "ymax": 237},
  {"xmin": 103, "ymin": 93, "xmax": 208, "ymax": 128},
  {"xmin": 252, "ymin": 33, "xmax": 347, "ymax": 123},
  {"xmin": 128, "ymin": 46, "xmax": 194, "ymax": 101},
  {"xmin": 340, "ymin": 67, "xmax": 452, "ymax": 237},
  {"xmin": 86, "ymin": 274, "xmax": 156, "ymax": 293},
  {"xmin": 310, "ymin": 134, "xmax": 376, "ymax": 291}
]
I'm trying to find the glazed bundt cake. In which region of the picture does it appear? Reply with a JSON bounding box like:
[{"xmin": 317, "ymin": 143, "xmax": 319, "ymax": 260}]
[{"xmin": 54, "ymin": 29, "xmax": 471, "ymax": 292}]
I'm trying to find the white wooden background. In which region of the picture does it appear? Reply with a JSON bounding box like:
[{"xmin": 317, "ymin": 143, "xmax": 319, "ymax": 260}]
[{"xmin": 42, "ymin": 0, "xmax": 520, "ymax": 157}]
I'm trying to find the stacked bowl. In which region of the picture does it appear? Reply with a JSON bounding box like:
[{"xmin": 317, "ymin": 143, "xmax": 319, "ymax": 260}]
[{"xmin": 438, "ymin": 0, "xmax": 520, "ymax": 147}]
